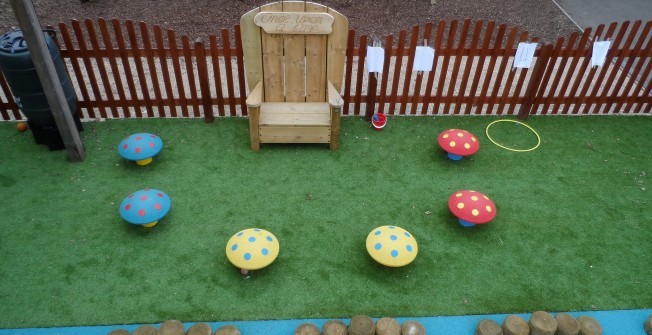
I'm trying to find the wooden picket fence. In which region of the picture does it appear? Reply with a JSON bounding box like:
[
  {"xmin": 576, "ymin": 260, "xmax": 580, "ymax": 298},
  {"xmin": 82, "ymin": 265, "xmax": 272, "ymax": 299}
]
[{"xmin": 0, "ymin": 18, "xmax": 650, "ymax": 122}]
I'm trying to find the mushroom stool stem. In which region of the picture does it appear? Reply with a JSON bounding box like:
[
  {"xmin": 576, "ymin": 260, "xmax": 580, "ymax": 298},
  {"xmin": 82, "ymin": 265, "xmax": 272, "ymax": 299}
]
[
  {"xmin": 240, "ymin": 268, "xmax": 251, "ymax": 278},
  {"xmin": 447, "ymin": 153, "xmax": 463, "ymax": 161},
  {"xmin": 142, "ymin": 221, "xmax": 158, "ymax": 228},
  {"xmin": 137, "ymin": 157, "xmax": 153, "ymax": 166},
  {"xmin": 458, "ymin": 219, "xmax": 476, "ymax": 227}
]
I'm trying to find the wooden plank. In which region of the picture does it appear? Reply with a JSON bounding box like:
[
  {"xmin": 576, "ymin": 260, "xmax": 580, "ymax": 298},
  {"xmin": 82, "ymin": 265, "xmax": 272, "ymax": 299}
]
[
  {"xmin": 531, "ymin": 38, "xmax": 563, "ymax": 114},
  {"xmin": 234, "ymin": 25, "xmax": 249, "ymax": 114},
  {"xmin": 561, "ymin": 26, "xmax": 598, "ymax": 114},
  {"xmin": 209, "ymin": 34, "xmax": 226, "ymax": 117},
  {"xmin": 600, "ymin": 20, "xmax": 646, "ymax": 114},
  {"xmin": 377, "ymin": 34, "xmax": 393, "ymax": 114},
  {"xmin": 467, "ymin": 20, "xmax": 494, "ymax": 114},
  {"xmin": 423, "ymin": 20, "xmax": 445, "ymax": 113},
  {"xmin": 613, "ymin": 21, "xmax": 652, "ymax": 113},
  {"xmin": 456, "ymin": 20, "xmax": 482, "ymax": 114},
  {"xmin": 410, "ymin": 23, "xmax": 433, "ymax": 115},
  {"xmin": 85, "ymin": 19, "xmax": 118, "ymax": 118},
  {"xmin": 282, "ymin": 1, "xmax": 307, "ymax": 102},
  {"xmin": 167, "ymin": 28, "xmax": 186, "ymax": 117},
  {"xmin": 518, "ymin": 42, "xmax": 552, "ymax": 118},
  {"xmin": 354, "ymin": 34, "xmax": 367, "ymax": 116},
  {"xmin": 98, "ymin": 18, "xmax": 129, "ymax": 115},
  {"xmin": 221, "ymin": 29, "xmax": 238, "ymax": 115},
  {"xmin": 497, "ymin": 31, "xmax": 528, "ymax": 115},
  {"xmin": 0, "ymin": 71, "xmax": 20, "ymax": 119},
  {"xmin": 259, "ymin": 126, "xmax": 330, "ymax": 143},
  {"xmin": 71, "ymin": 20, "xmax": 104, "ymax": 118},
  {"xmin": 182, "ymin": 36, "xmax": 201, "ymax": 117},
  {"xmin": 399, "ymin": 25, "xmax": 419, "ymax": 115},
  {"xmin": 253, "ymin": 12, "xmax": 334, "ymax": 35},
  {"xmin": 389, "ymin": 29, "xmax": 407, "ymax": 114},
  {"xmin": 240, "ymin": 6, "xmax": 263, "ymax": 95},
  {"xmin": 445, "ymin": 19, "xmax": 471, "ymax": 114},
  {"xmin": 433, "ymin": 20, "xmax": 457, "ymax": 114},
  {"xmin": 195, "ymin": 39, "xmax": 213, "ymax": 122},
  {"xmin": 261, "ymin": 2, "xmax": 284, "ymax": 102},
  {"xmin": 477, "ymin": 23, "xmax": 507, "ymax": 114},
  {"xmin": 509, "ymin": 36, "xmax": 539, "ymax": 115},
  {"xmin": 260, "ymin": 102, "xmax": 331, "ymax": 126},
  {"xmin": 305, "ymin": 2, "xmax": 328, "ymax": 102},
  {"xmin": 58, "ymin": 22, "xmax": 95, "ymax": 118},
  {"xmin": 581, "ymin": 21, "xmax": 628, "ymax": 114},
  {"xmin": 343, "ymin": 29, "xmax": 355, "ymax": 115},
  {"xmin": 625, "ymin": 40, "xmax": 652, "ymax": 112},
  {"xmin": 125, "ymin": 20, "xmax": 154, "ymax": 117},
  {"xmin": 326, "ymin": 7, "xmax": 348, "ymax": 93},
  {"xmin": 486, "ymin": 26, "xmax": 516, "ymax": 114},
  {"xmin": 153, "ymin": 25, "xmax": 174, "ymax": 116},
  {"xmin": 140, "ymin": 21, "xmax": 165, "ymax": 116},
  {"xmin": 542, "ymin": 34, "xmax": 576, "ymax": 113}
]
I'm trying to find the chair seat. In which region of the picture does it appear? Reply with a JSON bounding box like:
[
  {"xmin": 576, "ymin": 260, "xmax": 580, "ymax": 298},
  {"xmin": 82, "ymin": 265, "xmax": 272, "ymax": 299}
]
[{"xmin": 259, "ymin": 102, "xmax": 331, "ymax": 127}]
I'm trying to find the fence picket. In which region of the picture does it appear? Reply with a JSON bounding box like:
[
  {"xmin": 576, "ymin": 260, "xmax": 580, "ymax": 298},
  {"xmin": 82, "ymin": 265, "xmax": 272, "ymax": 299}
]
[
  {"xmin": 564, "ymin": 26, "xmax": 600, "ymax": 114},
  {"xmin": 410, "ymin": 23, "xmax": 433, "ymax": 115},
  {"xmin": 613, "ymin": 21, "xmax": 652, "ymax": 113},
  {"xmin": 354, "ymin": 35, "xmax": 367, "ymax": 116},
  {"xmin": 167, "ymin": 29, "xmax": 187, "ymax": 117},
  {"xmin": 399, "ymin": 26, "xmax": 419, "ymax": 115},
  {"xmin": 377, "ymin": 34, "xmax": 393, "ymax": 114},
  {"xmin": 221, "ymin": 29, "xmax": 237, "ymax": 116},
  {"xmin": 456, "ymin": 20, "xmax": 482, "ymax": 114}
]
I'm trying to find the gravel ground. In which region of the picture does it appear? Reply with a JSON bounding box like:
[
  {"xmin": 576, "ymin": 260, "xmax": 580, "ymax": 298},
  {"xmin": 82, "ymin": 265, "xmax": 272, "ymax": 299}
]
[{"xmin": 0, "ymin": 0, "xmax": 580, "ymax": 44}]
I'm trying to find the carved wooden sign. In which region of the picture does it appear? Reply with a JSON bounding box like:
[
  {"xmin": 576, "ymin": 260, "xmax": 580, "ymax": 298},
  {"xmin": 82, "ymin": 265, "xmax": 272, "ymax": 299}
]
[{"xmin": 253, "ymin": 12, "xmax": 334, "ymax": 34}]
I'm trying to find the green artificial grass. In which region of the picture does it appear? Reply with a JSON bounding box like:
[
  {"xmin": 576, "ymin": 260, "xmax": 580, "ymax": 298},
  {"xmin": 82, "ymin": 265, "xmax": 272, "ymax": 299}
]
[{"xmin": 0, "ymin": 116, "xmax": 650, "ymax": 328}]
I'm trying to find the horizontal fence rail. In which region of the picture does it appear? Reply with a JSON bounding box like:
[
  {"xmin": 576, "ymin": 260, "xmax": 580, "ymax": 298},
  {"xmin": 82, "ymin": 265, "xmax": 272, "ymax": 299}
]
[{"xmin": 0, "ymin": 18, "xmax": 650, "ymax": 121}]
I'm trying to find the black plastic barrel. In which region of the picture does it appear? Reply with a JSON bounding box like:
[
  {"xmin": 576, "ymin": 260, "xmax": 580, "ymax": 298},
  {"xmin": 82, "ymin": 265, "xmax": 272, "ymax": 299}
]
[{"xmin": 0, "ymin": 30, "xmax": 82, "ymax": 150}]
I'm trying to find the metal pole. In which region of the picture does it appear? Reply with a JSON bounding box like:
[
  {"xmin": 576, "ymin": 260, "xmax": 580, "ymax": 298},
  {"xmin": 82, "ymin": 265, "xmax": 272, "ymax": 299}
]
[{"xmin": 9, "ymin": 0, "xmax": 85, "ymax": 162}]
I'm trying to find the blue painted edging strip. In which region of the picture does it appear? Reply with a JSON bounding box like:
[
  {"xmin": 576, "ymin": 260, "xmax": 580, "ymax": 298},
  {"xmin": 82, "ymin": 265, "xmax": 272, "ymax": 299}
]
[{"xmin": 0, "ymin": 309, "xmax": 650, "ymax": 335}]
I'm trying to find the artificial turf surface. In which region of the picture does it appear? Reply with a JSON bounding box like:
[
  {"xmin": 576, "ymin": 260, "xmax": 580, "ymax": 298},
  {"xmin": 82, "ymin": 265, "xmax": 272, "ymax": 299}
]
[{"xmin": 0, "ymin": 116, "xmax": 649, "ymax": 328}]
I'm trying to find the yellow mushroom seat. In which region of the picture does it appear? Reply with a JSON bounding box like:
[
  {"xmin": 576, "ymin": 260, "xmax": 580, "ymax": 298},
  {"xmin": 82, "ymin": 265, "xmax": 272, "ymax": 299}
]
[
  {"xmin": 366, "ymin": 226, "xmax": 418, "ymax": 267},
  {"xmin": 226, "ymin": 228, "xmax": 279, "ymax": 272}
]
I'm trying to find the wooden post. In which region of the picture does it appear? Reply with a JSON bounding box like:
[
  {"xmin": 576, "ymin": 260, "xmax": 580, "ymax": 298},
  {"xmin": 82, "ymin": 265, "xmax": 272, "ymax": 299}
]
[
  {"xmin": 249, "ymin": 106, "xmax": 261, "ymax": 151},
  {"xmin": 518, "ymin": 43, "xmax": 553, "ymax": 120},
  {"xmin": 9, "ymin": 0, "xmax": 85, "ymax": 162},
  {"xmin": 330, "ymin": 106, "xmax": 341, "ymax": 150},
  {"xmin": 365, "ymin": 72, "xmax": 377, "ymax": 121},
  {"xmin": 529, "ymin": 311, "xmax": 557, "ymax": 335},
  {"xmin": 195, "ymin": 38, "xmax": 214, "ymax": 123}
]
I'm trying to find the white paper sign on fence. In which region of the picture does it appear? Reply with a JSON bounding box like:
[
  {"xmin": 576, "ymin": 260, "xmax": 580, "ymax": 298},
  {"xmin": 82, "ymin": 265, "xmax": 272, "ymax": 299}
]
[
  {"xmin": 413, "ymin": 46, "xmax": 435, "ymax": 72},
  {"xmin": 366, "ymin": 46, "xmax": 385, "ymax": 73},
  {"xmin": 591, "ymin": 41, "xmax": 611, "ymax": 67},
  {"xmin": 513, "ymin": 42, "xmax": 537, "ymax": 69}
]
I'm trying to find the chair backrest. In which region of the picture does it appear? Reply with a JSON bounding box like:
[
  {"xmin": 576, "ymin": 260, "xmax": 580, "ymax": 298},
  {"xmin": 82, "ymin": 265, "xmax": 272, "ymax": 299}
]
[{"xmin": 240, "ymin": 1, "xmax": 348, "ymax": 103}]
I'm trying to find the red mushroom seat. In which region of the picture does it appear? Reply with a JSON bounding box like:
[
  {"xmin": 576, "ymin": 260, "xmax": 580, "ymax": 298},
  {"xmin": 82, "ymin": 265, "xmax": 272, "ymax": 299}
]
[
  {"xmin": 437, "ymin": 129, "xmax": 479, "ymax": 160},
  {"xmin": 448, "ymin": 190, "xmax": 496, "ymax": 227}
]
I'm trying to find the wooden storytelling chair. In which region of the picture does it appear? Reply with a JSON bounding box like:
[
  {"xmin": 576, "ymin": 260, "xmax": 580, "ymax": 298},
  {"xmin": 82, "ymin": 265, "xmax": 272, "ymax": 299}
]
[{"xmin": 240, "ymin": 1, "xmax": 348, "ymax": 151}]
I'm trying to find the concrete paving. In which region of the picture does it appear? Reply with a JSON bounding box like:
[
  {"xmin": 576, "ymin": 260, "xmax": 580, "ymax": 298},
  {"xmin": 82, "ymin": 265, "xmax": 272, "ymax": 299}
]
[{"xmin": 553, "ymin": 0, "xmax": 652, "ymax": 30}]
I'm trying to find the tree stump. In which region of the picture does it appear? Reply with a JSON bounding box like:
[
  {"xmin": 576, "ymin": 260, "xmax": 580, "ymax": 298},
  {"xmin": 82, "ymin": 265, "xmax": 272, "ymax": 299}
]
[
  {"xmin": 295, "ymin": 323, "xmax": 321, "ymax": 335},
  {"xmin": 577, "ymin": 316, "xmax": 602, "ymax": 335},
  {"xmin": 555, "ymin": 313, "xmax": 580, "ymax": 335},
  {"xmin": 400, "ymin": 321, "xmax": 425, "ymax": 335},
  {"xmin": 350, "ymin": 315, "xmax": 375, "ymax": 335},
  {"xmin": 502, "ymin": 315, "xmax": 529, "ymax": 335},
  {"xmin": 376, "ymin": 317, "xmax": 400, "ymax": 335},
  {"xmin": 323, "ymin": 320, "xmax": 348, "ymax": 335},
  {"xmin": 215, "ymin": 325, "xmax": 241, "ymax": 335},
  {"xmin": 644, "ymin": 315, "xmax": 652, "ymax": 335},
  {"xmin": 529, "ymin": 311, "xmax": 557, "ymax": 335},
  {"xmin": 107, "ymin": 329, "xmax": 130, "ymax": 335},
  {"xmin": 187, "ymin": 322, "xmax": 212, "ymax": 335},
  {"xmin": 475, "ymin": 319, "xmax": 502, "ymax": 335},
  {"xmin": 158, "ymin": 320, "xmax": 185, "ymax": 335},
  {"xmin": 132, "ymin": 325, "xmax": 157, "ymax": 335}
]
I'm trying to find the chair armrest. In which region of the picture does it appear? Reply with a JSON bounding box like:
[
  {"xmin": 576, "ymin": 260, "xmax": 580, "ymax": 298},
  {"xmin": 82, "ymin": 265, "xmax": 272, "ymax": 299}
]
[
  {"xmin": 246, "ymin": 82, "xmax": 263, "ymax": 108},
  {"xmin": 327, "ymin": 81, "xmax": 344, "ymax": 108}
]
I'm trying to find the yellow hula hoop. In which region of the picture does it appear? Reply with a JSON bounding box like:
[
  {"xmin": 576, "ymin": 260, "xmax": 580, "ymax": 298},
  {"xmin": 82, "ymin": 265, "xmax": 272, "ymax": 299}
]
[{"xmin": 485, "ymin": 119, "xmax": 541, "ymax": 152}]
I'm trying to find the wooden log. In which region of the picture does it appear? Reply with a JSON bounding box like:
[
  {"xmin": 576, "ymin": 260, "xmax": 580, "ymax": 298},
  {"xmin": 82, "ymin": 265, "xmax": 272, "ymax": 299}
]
[
  {"xmin": 555, "ymin": 313, "xmax": 580, "ymax": 335},
  {"xmin": 215, "ymin": 325, "xmax": 241, "ymax": 335},
  {"xmin": 295, "ymin": 323, "xmax": 321, "ymax": 335},
  {"xmin": 187, "ymin": 322, "xmax": 212, "ymax": 335},
  {"xmin": 107, "ymin": 329, "xmax": 130, "ymax": 335},
  {"xmin": 323, "ymin": 320, "xmax": 348, "ymax": 335},
  {"xmin": 350, "ymin": 315, "xmax": 375, "ymax": 335},
  {"xmin": 577, "ymin": 316, "xmax": 602, "ymax": 335},
  {"xmin": 132, "ymin": 324, "xmax": 157, "ymax": 335},
  {"xmin": 529, "ymin": 311, "xmax": 557, "ymax": 335},
  {"xmin": 502, "ymin": 315, "xmax": 529, "ymax": 335},
  {"xmin": 400, "ymin": 321, "xmax": 425, "ymax": 335},
  {"xmin": 158, "ymin": 320, "xmax": 185, "ymax": 335},
  {"xmin": 644, "ymin": 315, "xmax": 652, "ymax": 335},
  {"xmin": 376, "ymin": 317, "xmax": 400, "ymax": 335},
  {"xmin": 475, "ymin": 319, "xmax": 503, "ymax": 335}
]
